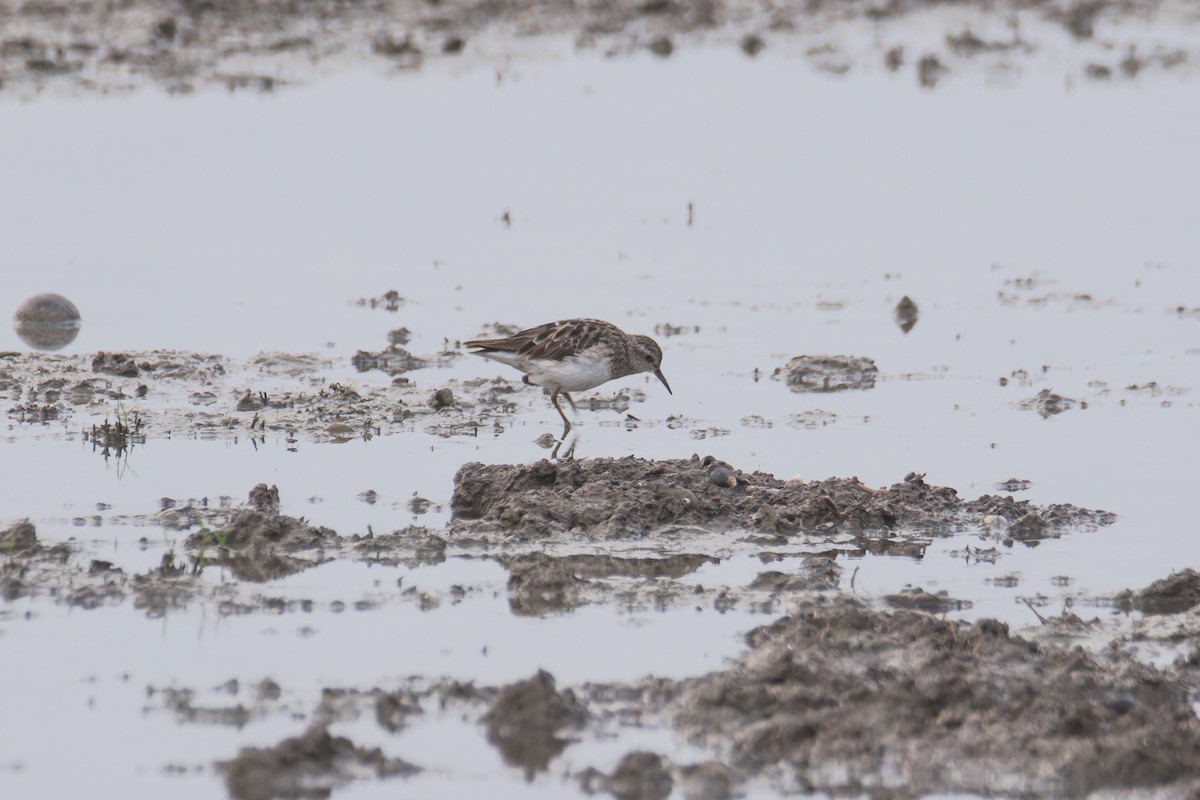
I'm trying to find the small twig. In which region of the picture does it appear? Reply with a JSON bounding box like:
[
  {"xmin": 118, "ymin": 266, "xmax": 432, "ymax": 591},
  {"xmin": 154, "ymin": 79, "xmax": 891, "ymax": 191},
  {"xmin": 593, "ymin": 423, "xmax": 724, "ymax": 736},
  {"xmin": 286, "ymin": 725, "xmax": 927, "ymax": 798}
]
[{"xmin": 1022, "ymin": 597, "xmax": 1050, "ymax": 625}]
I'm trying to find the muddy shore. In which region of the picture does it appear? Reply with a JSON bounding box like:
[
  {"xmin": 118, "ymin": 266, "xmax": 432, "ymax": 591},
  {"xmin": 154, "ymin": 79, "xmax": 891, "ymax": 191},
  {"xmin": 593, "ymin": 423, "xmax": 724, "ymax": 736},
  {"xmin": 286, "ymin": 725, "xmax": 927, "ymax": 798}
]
[
  {"xmin": 2, "ymin": 0, "xmax": 1198, "ymax": 97},
  {"xmin": 7, "ymin": 396, "xmax": 1200, "ymax": 797},
  {"xmin": 200, "ymin": 591, "xmax": 1200, "ymax": 799}
]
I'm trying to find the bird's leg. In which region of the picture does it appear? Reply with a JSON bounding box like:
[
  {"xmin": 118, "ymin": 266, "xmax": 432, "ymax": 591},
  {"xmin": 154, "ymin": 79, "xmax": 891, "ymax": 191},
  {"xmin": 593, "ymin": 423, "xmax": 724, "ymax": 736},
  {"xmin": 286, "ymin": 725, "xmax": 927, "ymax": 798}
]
[
  {"xmin": 561, "ymin": 392, "xmax": 578, "ymax": 411},
  {"xmin": 550, "ymin": 388, "xmax": 572, "ymax": 436}
]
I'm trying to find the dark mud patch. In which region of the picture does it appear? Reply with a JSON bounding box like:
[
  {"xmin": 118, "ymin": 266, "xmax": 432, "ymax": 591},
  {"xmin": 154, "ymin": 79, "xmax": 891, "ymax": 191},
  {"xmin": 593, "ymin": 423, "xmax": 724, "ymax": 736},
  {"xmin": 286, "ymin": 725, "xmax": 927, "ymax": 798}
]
[
  {"xmin": 884, "ymin": 585, "xmax": 972, "ymax": 613},
  {"xmin": 451, "ymin": 456, "xmax": 1114, "ymax": 544},
  {"xmin": 217, "ymin": 724, "xmax": 418, "ymax": 800},
  {"xmin": 1, "ymin": 0, "xmax": 1196, "ymax": 97},
  {"xmin": 673, "ymin": 597, "xmax": 1200, "ymax": 797},
  {"xmin": 893, "ymin": 295, "xmax": 919, "ymax": 333},
  {"xmin": 772, "ymin": 355, "xmax": 878, "ymax": 393},
  {"xmin": 484, "ymin": 669, "xmax": 587, "ymax": 778}
]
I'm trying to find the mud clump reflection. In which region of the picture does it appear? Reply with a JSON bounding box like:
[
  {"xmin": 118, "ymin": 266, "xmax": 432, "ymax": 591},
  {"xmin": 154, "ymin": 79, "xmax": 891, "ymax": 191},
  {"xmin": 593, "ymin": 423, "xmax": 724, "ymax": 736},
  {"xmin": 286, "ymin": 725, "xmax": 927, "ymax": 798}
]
[
  {"xmin": 217, "ymin": 724, "xmax": 419, "ymax": 800},
  {"xmin": 774, "ymin": 355, "xmax": 878, "ymax": 393},
  {"xmin": 13, "ymin": 293, "xmax": 81, "ymax": 351},
  {"xmin": 484, "ymin": 669, "xmax": 587, "ymax": 778},
  {"xmin": 503, "ymin": 551, "xmax": 718, "ymax": 615},
  {"xmin": 580, "ymin": 751, "xmax": 674, "ymax": 800},
  {"xmin": 1117, "ymin": 568, "xmax": 1200, "ymax": 614},
  {"xmin": 674, "ymin": 597, "xmax": 1200, "ymax": 796},
  {"xmin": 748, "ymin": 556, "xmax": 840, "ymax": 593}
]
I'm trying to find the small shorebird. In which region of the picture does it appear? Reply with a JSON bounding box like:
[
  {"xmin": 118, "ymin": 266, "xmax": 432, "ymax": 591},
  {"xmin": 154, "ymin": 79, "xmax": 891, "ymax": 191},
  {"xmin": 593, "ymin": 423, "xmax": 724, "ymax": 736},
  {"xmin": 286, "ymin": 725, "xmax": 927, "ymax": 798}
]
[{"xmin": 465, "ymin": 318, "xmax": 671, "ymax": 434}]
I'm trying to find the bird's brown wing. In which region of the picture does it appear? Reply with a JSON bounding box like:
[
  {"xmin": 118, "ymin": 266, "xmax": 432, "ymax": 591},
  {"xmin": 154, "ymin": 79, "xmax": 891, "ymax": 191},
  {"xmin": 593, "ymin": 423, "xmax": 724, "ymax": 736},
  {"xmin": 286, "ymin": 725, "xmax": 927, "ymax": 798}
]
[{"xmin": 465, "ymin": 319, "xmax": 616, "ymax": 360}]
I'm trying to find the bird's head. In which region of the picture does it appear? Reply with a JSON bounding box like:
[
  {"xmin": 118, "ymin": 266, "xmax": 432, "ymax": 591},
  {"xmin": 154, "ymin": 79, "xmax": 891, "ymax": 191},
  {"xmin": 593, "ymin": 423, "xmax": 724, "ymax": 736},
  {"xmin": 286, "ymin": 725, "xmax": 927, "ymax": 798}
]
[{"xmin": 631, "ymin": 335, "xmax": 672, "ymax": 395}]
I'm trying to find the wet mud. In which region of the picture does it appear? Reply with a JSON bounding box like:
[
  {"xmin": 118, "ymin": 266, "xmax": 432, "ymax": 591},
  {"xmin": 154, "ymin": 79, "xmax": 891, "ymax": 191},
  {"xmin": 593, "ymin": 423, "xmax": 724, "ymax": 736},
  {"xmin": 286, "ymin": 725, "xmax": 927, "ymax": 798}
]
[
  {"xmin": 0, "ymin": 349, "xmax": 559, "ymax": 442},
  {"xmin": 204, "ymin": 589, "xmax": 1200, "ymax": 799},
  {"xmin": 484, "ymin": 669, "xmax": 588, "ymax": 777},
  {"xmin": 0, "ymin": 489, "xmax": 448, "ymax": 615},
  {"xmin": 669, "ymin": 597, "xmax": 1200, "ymax": 797},
  {"xmin": 3, "ymin": 348, "xmax": 1193, "ymax": 799},
  {"xmin": 1, "ymin": 0, "xmax": 1197, "ymax": 97}
]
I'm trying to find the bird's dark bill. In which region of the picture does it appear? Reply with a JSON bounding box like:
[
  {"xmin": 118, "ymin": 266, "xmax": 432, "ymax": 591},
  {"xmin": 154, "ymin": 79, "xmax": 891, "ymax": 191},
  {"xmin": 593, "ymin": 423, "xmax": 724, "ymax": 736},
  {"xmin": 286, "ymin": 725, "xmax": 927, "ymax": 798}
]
[{"xmin": 654, "ymin": 369, "xmax": 672, "ymax": 395}]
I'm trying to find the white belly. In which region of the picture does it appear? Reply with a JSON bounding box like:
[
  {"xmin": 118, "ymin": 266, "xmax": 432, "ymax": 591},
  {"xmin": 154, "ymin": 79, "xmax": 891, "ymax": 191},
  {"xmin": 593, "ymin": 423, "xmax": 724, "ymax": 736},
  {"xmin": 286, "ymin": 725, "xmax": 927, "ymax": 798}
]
[
  {"xmin": 477, "ymin": 351, "xmax": 613, "ymax": 392},
  {"xmin": 528, "ymin": 356, "xmax": 613, "ymax": 391}
]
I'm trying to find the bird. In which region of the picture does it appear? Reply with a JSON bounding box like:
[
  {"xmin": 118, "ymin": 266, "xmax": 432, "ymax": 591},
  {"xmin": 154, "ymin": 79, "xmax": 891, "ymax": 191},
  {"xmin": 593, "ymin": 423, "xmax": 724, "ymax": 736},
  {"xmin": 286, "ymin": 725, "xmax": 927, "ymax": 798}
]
[{"xmin": 464, "ymin": 318, "xmax": 672, "ymax": 434}]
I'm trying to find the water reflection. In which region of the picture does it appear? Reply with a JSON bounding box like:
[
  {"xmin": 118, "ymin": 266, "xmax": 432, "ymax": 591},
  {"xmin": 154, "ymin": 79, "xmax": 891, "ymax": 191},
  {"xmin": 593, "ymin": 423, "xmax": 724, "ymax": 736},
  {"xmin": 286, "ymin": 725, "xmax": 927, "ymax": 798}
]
[{"xmin": 13, "ymin": 293, "xmax": 81, "ymax": 351}]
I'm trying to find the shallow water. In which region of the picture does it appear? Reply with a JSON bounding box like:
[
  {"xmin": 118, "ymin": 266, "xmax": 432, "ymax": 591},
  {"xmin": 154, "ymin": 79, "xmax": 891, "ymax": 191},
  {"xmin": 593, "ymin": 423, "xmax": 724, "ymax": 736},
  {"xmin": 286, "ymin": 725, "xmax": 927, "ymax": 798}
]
[{"xmin": 3, "ymin": 42, "xmax": 1200, "ymax": 797}]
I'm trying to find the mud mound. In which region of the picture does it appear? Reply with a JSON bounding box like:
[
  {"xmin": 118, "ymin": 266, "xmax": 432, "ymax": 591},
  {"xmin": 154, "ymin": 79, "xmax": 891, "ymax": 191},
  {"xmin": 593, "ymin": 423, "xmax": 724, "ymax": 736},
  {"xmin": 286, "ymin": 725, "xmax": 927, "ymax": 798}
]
[
  {"xmin": 484, "ymin": 670, "xmax": 587, "ymax": 777},
  {"xmin": 0, "ymin": 520, "xmax": 38, "ymax": 552},
  {"xmin": 451, "ymin": 456, "xmax": 1113, "ymax": 542},
  {"xmin": 92, "ymin": 351, "xmax": 141, "ymax": 377},
  {"xmin": 218, "ymin": 724, "xmax": 418, "ymax": 800},
  {"xmin": 186, "ymin": 484, "xmax": 339, "ymax": 581},
  {"xmin": 676, "ymin": 598, "xmax": 1200, "ymax": 797}
]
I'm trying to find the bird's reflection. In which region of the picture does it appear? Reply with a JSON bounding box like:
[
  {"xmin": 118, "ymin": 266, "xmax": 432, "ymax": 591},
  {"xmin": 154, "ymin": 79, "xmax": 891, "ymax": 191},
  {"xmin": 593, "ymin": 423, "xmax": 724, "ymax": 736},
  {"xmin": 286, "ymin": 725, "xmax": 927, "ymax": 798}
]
[{"xmin": 548, "ymin": 430, "xmax": 579, "ymax": 461}]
